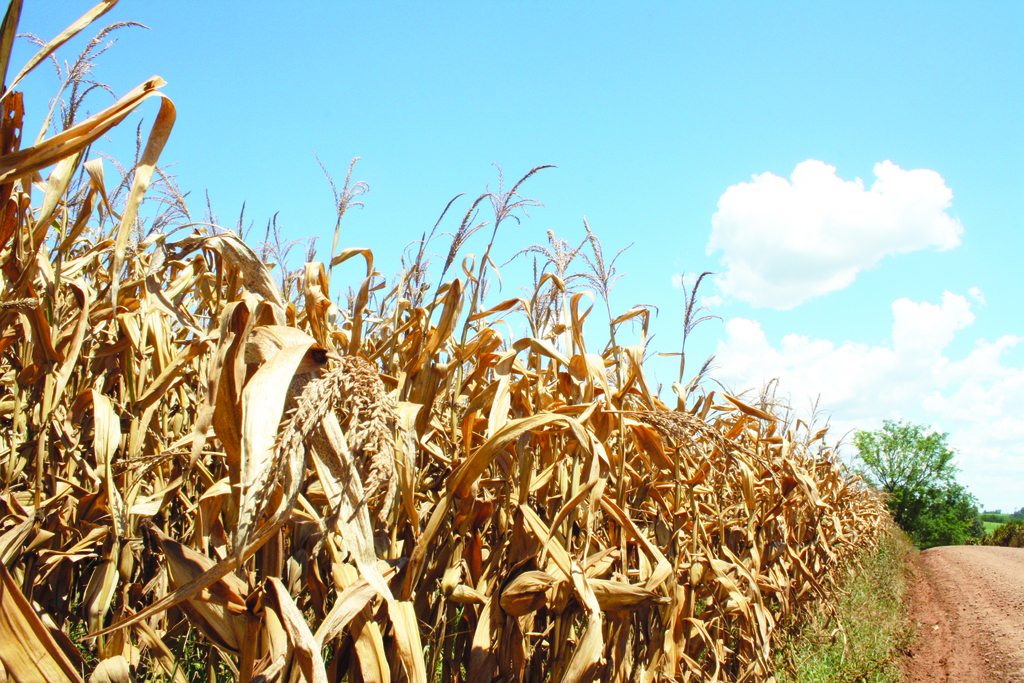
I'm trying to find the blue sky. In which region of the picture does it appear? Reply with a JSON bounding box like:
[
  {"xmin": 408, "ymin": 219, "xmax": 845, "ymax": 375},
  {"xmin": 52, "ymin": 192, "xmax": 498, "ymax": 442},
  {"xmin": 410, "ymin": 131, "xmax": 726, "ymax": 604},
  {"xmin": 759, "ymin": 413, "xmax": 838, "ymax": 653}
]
[{"xmin": 12, "ymin": 2, "xmax": 1022, "ymax": 511}]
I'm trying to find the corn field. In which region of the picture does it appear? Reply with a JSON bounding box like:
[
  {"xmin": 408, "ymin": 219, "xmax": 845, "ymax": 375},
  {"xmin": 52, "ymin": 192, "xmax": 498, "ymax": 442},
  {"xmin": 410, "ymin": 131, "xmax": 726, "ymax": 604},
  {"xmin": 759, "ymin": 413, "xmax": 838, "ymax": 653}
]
[{"xmin": 0, "ymin": 3, "xmax": 889, "ymax": 682}]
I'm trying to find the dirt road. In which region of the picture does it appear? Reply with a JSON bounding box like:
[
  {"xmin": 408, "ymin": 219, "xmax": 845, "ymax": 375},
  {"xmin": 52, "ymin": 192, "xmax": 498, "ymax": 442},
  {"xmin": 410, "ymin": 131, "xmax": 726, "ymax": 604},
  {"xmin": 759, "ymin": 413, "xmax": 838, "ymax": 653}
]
[{"xmin": 904, "ymin": 546, "xmax": 1024, "ymax": 683}]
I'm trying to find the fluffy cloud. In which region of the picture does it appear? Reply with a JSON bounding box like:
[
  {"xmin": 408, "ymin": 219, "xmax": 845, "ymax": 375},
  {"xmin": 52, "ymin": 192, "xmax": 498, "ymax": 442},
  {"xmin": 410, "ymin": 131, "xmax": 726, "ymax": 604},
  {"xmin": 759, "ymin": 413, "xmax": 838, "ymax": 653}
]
[
  {"xmin": 925, "ymin": 335, "xmax": 1024, "ymax": 510},
  {"xmin": 711, "ymin": 291, "xmax": 1024, "ymax": 511},
  {"xmin": 707, "ymin": 160, "xmax": 963, "ymax": 309}
]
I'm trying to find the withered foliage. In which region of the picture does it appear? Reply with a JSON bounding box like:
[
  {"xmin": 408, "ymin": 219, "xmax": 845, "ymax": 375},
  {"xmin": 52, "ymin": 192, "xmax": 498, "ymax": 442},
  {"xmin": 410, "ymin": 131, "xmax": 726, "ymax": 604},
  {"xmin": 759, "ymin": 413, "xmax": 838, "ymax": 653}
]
[{"xmin": 0, "ymin": 3, "xmax": 888, "ymax": 682}]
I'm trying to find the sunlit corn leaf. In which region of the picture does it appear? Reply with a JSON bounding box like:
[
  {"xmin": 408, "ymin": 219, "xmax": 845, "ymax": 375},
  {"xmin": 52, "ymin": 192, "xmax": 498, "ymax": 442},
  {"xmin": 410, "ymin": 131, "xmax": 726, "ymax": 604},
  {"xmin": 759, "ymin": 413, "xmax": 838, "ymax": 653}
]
[{"xmin": 0, "ymin": 563, "xmax": 83, "ymax": 682}]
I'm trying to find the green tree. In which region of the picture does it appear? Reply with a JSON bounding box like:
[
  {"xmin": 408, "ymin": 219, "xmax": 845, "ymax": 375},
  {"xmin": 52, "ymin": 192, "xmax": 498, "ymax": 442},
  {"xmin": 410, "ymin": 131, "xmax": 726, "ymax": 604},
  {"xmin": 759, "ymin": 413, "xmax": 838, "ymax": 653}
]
[{"xmin": 854, "ymin": 420, "xmax": 981, "ymax": 548}]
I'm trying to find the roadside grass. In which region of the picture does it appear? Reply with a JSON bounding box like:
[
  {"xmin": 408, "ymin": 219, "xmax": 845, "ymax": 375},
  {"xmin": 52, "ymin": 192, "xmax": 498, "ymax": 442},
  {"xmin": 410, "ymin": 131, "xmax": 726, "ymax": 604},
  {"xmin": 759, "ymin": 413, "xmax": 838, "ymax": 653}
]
[{"xmin": 774, "ymin": 526, "xmax": 913, "ymax": 683}]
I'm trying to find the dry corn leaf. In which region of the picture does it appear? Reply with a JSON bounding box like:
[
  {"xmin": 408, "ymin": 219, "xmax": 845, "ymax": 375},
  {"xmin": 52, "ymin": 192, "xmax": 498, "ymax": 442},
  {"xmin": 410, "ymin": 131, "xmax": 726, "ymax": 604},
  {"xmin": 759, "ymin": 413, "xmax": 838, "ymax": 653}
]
[
  {"xmin": 560, "ymin": 565, "xmax": 604, "ymax": 683},
  {"xmin": 133, "ymin": 621, "xmax": 188, "ymax": 683},
  {"xmin": 82, "ymin": 541, "xmax": 118, "ymax": 639},
  {"xmin": 467, "ymin": 592, "xmax": 501, "ymax": 683},
  {"xmin": 87, "ymin": 656, "xmax": 129, "ymax": 683},
  {"xmin": 722, "ymin": 393, "xmax": 776, "ymax": 422},
  {"xmin": 264, "ymin": 577, "xmax": 328, "ymax": 683},
  {"xmin": 0, "ymin": 562, "xmax": 83, "ymax": 683},
  {"xmin": 330, "ymin": 563, "xmax": 389, "ymax": 683},
  {"xmin": 389, "ymin": 600, "xmax": 427, "ymax": 683},
  {"xmin": 314, "ymin": 561, "xmax": 398, "ymax": 648},
  {"xmin": 0, "ymin": 77, "xmax": 166, "ymax": 185},
  {"xmin": 236, "ymin": 339, "xmax": 318, "ymax": 549},
  {"xmin": 147, "ymin": 525, "xmax": 247, "ymax": 653}
]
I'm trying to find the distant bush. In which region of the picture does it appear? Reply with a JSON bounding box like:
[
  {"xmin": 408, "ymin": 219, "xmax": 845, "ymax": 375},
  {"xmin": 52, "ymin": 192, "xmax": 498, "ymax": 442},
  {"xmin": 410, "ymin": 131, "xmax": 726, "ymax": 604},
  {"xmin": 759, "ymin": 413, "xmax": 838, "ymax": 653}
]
[
  {"xmin": 986, "ymin": 520, "xmax": 1024, "ymax": 548},
  {"xmin": 980, "ymin": 512, "xmax": 1013, "ymax": 524}
]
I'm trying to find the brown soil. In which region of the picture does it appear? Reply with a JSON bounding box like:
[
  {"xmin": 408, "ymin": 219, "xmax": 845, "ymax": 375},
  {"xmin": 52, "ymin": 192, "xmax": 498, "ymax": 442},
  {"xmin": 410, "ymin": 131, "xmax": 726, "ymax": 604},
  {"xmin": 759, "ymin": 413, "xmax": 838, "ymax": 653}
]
[{"xmin": 903, "ymin": 546, "xmax": 1024, "ymax": 683}]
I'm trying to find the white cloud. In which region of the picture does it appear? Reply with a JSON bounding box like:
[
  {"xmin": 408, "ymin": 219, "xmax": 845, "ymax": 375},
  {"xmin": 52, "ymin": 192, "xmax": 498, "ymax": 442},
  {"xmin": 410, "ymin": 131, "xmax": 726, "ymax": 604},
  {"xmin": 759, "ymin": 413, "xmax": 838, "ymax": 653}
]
[
  {"xmin": 968, "ymin": 286, "xmax": 986, "ymax": 306},
  {"xmin": 891, "ymin": 292, "xmax": 973, "ymax": 357},
  {"xmin": 711, "ymin": 292, "xmax": 1024, "ymax": 511},
  {"xmin": 707, "ymin": 160, "xmax": 963, "ymax": 309}
]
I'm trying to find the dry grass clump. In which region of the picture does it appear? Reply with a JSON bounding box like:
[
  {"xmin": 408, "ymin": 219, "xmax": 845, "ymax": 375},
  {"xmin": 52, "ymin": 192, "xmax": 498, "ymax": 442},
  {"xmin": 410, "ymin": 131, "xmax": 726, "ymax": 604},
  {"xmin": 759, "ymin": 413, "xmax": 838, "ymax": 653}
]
[{"xmin": 0, "ymin": 4, "xmax": 889, "ymax": 682}]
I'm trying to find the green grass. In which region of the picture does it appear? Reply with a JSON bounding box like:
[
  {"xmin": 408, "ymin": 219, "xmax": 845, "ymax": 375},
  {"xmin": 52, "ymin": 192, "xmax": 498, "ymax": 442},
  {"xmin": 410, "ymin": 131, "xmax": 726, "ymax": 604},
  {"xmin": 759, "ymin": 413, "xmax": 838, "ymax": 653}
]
[
  {"xmin": 773, "ymin": 527, "xmax": 913, "ymax": 683},
  {"xmin": 982, "ymin": 521, "xmax": 1004, "ymax": 535}
]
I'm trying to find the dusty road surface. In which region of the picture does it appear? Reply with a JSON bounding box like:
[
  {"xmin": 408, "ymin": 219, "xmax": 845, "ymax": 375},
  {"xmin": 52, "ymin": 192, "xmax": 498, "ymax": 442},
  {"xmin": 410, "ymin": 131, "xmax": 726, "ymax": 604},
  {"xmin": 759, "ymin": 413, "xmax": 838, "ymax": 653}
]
[{"xmin": 903, "ymin": 546, "xmax": 1024, "ymax": 683}]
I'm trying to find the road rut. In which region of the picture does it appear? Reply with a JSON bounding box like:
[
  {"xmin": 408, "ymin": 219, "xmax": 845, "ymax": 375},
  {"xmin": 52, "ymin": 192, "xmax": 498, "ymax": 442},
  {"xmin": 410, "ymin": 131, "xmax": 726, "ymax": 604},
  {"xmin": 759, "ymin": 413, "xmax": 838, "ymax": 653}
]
[{"xmin": 903, "ymin": 546, "xmax": 1024, "ymax": 683}]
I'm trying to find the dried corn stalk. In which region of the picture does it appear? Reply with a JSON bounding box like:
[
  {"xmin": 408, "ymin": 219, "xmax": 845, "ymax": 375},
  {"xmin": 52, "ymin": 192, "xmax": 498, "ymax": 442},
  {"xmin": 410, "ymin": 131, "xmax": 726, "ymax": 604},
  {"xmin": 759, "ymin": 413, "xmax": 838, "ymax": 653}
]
[{"xmin": 0, "ymin": 3, "xmax": 889, "ymax": 682}]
